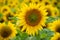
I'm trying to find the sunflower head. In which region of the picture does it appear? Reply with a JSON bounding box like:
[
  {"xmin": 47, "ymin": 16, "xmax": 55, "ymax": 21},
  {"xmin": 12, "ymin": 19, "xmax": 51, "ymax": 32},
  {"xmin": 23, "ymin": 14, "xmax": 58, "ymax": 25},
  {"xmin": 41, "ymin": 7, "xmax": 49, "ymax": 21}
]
[
  {"xmin": 3, "ymin": 12, "xmax": 16, "ymax": 23},
  {"xmin": 51, "ymin": 33, "xmax": 60, "ymax": 40},
  {"xmin": 0, "ymin": 18, "xmax": 4, "ymax": 23},
  {"xmin": 8, "ymin": 0, "xmax": 19, "ymax": 8},
  {"xmin": 46, "ymin": 5, "xmax": 59, "ymax": 17},
  {"xmin": 25, "ymin": 9, "xmax": 42, "ymax": 26},
  {"xmin": 0, "ymin": 22, "xmax": 17, "ymax": 40},
  {"xmin": 18, "ymin": 3, "xmax": 47, "ymax": 35},
  {"xmin": 0, "ymin": 26, "xmax": 12, "ymax": 38},
  {"xmin": 48, "ymin": 19, "xmax": 60, "ymax": 34},
  {"xmin": 55, "ymin": 24, "xmax": 60, "ymax": 33},
  {"xmin": 42, "ymin": 0, "xmax": 51, "ymax": 5},
  {"xmin": 6, "ymin": 12, "xmax": 13, "ymax": 21},
  {"xmin": 1, "ymin": 6, "xmax": 10, "ymax": 15},
  {"xmin": 57, "ymin": 37, "xmax": 60, "ymax": 40},
  {"xmin": 51, "ymin": 0, "xmax": 57, "ymax": 6}
]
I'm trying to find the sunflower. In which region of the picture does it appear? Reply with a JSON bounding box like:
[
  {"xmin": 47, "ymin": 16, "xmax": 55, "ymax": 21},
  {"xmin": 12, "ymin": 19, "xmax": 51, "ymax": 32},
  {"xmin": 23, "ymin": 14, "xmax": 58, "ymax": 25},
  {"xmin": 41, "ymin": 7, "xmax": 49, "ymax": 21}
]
[
  {"xmin": 23, "ymin": 0, "xmax": 44, "ymax": 5},
  {"xmin": 45, "ymin": 5, "xmax": 59, "ymax": 17},
  {"xmin": 33, "ymin": 0, "xmax": 44, "ymax": 5},
  {"xmin": 50, "ymin": 0, "xmax": 57, "ymax": 6},
  {"xmin": 8, "ymin": 0, "xmax": 19, "ymax": 8},
  {"xmin": 0, "ymin": 6, "xmax": 14, "ymax": 23},
  {"xmin": 0, "ymin": 22, "xmax": 17, "ymax": 40},
  {"xmin": 48, "ymin": 19, "xmax": 60, "ymax": 34},
  {"xmin": 0, "ymin": 18, "xmax": 5, "ymax": 23},
  {"xmin": 51, "ymin": 33, "xmax": 60, "ymax": 40},
  {"xmin": 1, "ymin": 6, "xmax": 10, "ymax": 15},
  {"xmin": 54, "ymin": 7, "xmax": 60, "ymax": 16},
  {"xmin": 42, "ymin": 0, "xmax": 51, "ymax": 5},
  {"xmin": 18, "ymin": 3, "xmax": 47, "ymax": 35},
  {"xmin": 3, "ymin": 11, "xmax": 17, "ymax": 23}
]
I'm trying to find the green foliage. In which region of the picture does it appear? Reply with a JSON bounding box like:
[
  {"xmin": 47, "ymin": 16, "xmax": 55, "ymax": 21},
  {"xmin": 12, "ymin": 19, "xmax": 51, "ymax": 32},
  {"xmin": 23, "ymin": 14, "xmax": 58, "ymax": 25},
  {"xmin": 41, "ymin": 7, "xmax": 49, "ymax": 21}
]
[
  {"xmin": 46, "ymin": 16, "xmax": 56, "ymax": 24},
  {"xmin": 12, "ymin": 17, "xmax": 19, "ymax": 24},
  {"xmin": 10, "ymin": 29, "xmax": 28, "ymax": 40},
  {"xmin": 0, "ymin": 13, "xmax": 3, "ymax": 19},
  {"xmin": 12, "ymin": 17, "xmax": 18, "ymax": 21},
  {"xmin": 10, "ymin": 28, "xmax": 54, "ymax": 40},
  {"xmin": 36, "ymin": 28, "xmax": 54, "ymax": 40}
]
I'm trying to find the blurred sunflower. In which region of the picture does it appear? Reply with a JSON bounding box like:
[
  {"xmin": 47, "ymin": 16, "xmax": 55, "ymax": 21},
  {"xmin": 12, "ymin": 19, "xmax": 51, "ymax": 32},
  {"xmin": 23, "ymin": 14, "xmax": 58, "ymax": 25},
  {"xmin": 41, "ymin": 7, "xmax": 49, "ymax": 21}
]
[
  {"xmin": 0, "ymin": 22, "xmax": 17, "ymax": 40},
  {"xmin": 0, "ymin": 18, "xmax": 4, "ymax": 23},
  {"xmin": 48, "ymin": 19, "xmax": 60, "ymax": 34},
  {"xmin": 3, "ymin": 12, "xmax": 17, "ymax": 22},
  {"xmin": 8, "ymin": 0, "xmax": 19, "ymax": 8},
  {"xmin": 43, "ymin": 0, "xmax": 51, "ymax": 5},
  {"xmin": 1, "ymin": 6, "xmax": 10, "ymax": 15},
  {"xmin": 51, "ymin": 34, "xmax": 60, "ymax": 40},
  {"xmin": 46, "ymin": 5, "xmax": 59, "ymax": 17},
  {"xmin": 23, "ymin": 0, "xmax": 44, "ymax": 5},
  {"xmin": 50, "ymin": 0, "xmax": 57, "ymax": 7},
  {"xmin": 18, "ymin": 3, "xmax": 47, "ymax": 35}
]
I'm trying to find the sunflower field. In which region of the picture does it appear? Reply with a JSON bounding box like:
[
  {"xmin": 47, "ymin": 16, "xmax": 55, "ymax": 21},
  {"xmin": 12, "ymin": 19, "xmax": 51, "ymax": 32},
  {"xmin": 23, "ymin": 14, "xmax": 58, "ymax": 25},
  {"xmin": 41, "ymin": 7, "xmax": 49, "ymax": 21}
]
[{"xmin": 0, "ymin": 0, "xmax": 60, "ymax": 40}]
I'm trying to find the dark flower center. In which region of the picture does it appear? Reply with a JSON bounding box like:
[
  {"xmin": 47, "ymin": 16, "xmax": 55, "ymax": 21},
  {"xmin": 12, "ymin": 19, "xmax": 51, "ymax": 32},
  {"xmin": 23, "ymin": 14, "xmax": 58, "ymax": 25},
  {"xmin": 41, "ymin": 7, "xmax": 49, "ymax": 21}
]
[
  {"xmin": 3, "ymin": 9, "xmax": 7, "ymax": 13},
  {"xmin": 0, "ymin": 27, "xmax": 12, "ymax": 38},
  {"xmin": 0, "ymin": 19, "xmax": 4, "ymax": 23},
  {"xmin": 56, "ymin": 25, "xmax": 60, "ymax": 33},
  {"xmin": 46, "ymin": 9, "xmax": 51, "ymax": 16},
  {"xmin": 25, "ymin": 9, "xmax": 42, "ymax": 26},
  {"xmin": 35, "ymin": 2, "xmax": 38, "ymax": 4},
  {"xmin": 6, "ymin": 13, "xmax": 13, "ymax": 21},
  {"xmin": 45, "ymin": 2, "xmax": 49, "ymax": 5},
  {"xmin": 58, "ymin": 37, "xmax": 60, "ymax": 40},
  {"xmin": 29, "ymin": 0, "xmax": 32, "ymax": 3},
  {"xmin": 54, "ymin": 2, "xmax": 57, "ymax": 5}
]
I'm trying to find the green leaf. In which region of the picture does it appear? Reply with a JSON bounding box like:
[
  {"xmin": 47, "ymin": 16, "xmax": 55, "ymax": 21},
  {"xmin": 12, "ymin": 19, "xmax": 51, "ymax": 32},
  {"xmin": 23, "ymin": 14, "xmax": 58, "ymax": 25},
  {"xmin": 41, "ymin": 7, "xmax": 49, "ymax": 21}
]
[
  {"xmin": 35, "ymin": 35, "xmax": 40, "ymax": 40},
  {"xmin": 15, "ymin": 29, "xmax": 28, "ymax": 40},
  {"xmin": 31, "ymin": 36, "xmax": 37, "ymax": 40},
  {"xmin": 13, "ymin": 17, "xmax": 18, "ymax": 20},
  {"xmin": 21, "ymin": 32, "xmax": 28, "ymax": 40},
  {"xmin": 46, "ymin": 16, "xmax": 56, "ymax": 24},
  {"xmin": 10, "ymin": 29, "xmax": 22, "ymax": 40},
  {"xmin": 38, "ymin": 28, "xmax": 54, "ymax": 40},
  {"xmin": 0, "ymin": 13, "xmax": 3, "ymax": 18}
]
